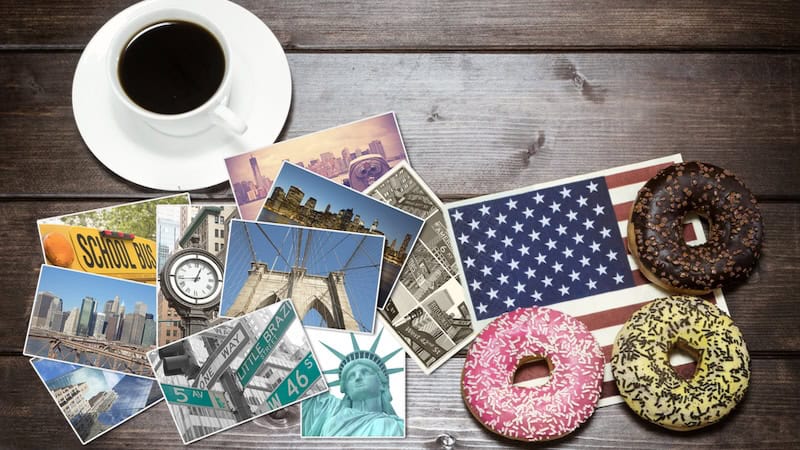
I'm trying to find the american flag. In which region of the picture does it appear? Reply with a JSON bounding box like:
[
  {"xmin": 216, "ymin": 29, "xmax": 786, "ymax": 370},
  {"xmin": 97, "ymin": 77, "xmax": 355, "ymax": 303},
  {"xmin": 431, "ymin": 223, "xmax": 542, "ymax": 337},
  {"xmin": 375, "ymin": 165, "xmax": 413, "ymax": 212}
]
[{"xmin": 445, "ymin": 155, "xmax": 728, "ymax": 406}]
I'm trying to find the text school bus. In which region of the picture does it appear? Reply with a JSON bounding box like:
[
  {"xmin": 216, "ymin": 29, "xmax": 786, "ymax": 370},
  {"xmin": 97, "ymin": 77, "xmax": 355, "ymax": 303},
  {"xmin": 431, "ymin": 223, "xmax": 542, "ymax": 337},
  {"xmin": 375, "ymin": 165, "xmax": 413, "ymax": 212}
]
[{"xmin": 38, "ymin": 223, "xmax": 158, "ymax": 283}]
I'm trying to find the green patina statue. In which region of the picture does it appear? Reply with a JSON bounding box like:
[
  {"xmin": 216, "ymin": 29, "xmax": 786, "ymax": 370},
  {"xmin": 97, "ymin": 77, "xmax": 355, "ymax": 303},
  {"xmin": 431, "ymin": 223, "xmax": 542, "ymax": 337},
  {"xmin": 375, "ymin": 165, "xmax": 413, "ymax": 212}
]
[{"xmin": 301, "ymin": 330, "xmax": 404, "ymax": 437}]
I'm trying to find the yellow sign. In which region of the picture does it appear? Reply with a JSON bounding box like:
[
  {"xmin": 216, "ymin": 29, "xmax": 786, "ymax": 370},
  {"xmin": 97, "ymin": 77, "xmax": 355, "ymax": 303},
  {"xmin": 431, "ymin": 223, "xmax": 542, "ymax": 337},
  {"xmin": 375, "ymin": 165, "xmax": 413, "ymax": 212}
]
[{"xmin": 39, "ymin": 224, "xmax": 157, "ymax": 283}]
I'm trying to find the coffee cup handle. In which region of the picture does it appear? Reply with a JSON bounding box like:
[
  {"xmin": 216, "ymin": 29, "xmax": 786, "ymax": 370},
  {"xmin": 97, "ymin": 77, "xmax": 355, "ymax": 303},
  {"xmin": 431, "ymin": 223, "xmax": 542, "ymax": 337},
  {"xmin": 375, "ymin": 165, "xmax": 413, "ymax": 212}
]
[{"xmin": 211, "ymin": 103, "xmax": 247, "ymax": 135}]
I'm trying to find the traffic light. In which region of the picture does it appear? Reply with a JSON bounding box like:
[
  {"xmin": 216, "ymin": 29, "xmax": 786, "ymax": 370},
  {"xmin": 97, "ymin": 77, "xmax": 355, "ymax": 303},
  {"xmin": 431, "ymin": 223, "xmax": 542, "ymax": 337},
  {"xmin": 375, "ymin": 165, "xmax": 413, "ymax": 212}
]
[{"xmin": 159, "ymin": 340, "xmax": 200, "ymax": 379}]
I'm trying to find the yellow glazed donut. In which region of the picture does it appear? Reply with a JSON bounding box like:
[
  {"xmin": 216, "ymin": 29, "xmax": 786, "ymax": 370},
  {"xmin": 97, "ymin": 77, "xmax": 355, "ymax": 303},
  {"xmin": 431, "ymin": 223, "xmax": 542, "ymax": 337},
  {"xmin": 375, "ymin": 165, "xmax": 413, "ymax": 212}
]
[{"xmin": 611, "ymin": 296, "xmax": 750, "ymax": 431}]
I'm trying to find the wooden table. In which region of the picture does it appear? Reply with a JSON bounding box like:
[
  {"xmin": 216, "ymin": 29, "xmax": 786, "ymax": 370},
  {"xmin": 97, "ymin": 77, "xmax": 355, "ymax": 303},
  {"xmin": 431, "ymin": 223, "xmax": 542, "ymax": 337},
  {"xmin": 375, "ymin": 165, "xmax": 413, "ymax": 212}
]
[{"xmin": 2, "ymin": 1, "xmax": 799, "ymax": 448}]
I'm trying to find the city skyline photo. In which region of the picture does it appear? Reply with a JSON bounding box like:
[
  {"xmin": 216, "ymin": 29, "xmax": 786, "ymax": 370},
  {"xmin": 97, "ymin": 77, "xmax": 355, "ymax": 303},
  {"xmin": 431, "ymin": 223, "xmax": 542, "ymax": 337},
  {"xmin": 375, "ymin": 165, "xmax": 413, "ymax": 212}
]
[
  {"xmin": 225, "ymin": 112, "xmax": 408, "ymax": 220},
  {"xmin": 24, "ymin": 265, "xmax": 158, "ymax": 377},
  {"xmin": 259, "ymin": 161, "xmax": 424, "ymax": 247},
  {"xmin": 257, "ymin": 161, "xmax": 425, "ymax": 308},
  {"xmin": 33, "ymin": 265, "xmax": 156, "ymax": 316}
]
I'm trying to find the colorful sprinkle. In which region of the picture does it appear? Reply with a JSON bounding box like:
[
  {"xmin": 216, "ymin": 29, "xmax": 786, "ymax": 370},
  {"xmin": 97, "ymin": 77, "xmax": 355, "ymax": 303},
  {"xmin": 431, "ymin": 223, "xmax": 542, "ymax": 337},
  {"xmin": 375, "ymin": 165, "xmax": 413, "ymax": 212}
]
[
  {"xmin": 611, "ymin": 296, "xmax": 750, "ymax": 431},
  {"xmin": 462, "ymin": 307, "xmax": 604, "ymax": 441}
]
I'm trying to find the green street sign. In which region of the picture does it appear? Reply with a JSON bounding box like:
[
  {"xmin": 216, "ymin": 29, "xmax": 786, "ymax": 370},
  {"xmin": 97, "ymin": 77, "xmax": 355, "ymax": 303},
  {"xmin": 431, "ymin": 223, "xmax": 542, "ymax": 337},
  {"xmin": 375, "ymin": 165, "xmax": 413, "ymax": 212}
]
[
  {"xmin": 236, "ymin": 301, "xmax": 296, "ymax": 387},
  {"xmin": 162, "ymin": 384, "xmax": 229, "ymax": 410},
  {"xmin": 264, "ymin": 352, "xmax": 322, "ymax": 410}
]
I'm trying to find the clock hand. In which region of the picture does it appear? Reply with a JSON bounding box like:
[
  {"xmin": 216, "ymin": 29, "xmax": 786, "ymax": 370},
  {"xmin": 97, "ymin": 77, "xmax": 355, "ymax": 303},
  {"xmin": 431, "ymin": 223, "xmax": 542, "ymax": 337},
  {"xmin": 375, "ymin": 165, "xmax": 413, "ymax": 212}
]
[{"xmin": 194, "ymin": 268, "xmax": 202, "ymax": 282}]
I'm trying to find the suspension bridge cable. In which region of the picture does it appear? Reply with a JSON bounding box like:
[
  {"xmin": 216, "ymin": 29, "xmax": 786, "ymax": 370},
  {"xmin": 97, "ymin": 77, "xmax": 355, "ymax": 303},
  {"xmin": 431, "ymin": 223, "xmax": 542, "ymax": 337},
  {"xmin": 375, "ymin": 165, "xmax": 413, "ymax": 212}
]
[
  {"xmin": 342, "ymin": 235, "xmax": 367, "ymax": 271},
  {"xmin": 241, "ymin": 220, "xmax": 257, "ymax": 262},
  {"xmin": 254, "ymin": 223, "xmax": 293, "ymax": 268}
]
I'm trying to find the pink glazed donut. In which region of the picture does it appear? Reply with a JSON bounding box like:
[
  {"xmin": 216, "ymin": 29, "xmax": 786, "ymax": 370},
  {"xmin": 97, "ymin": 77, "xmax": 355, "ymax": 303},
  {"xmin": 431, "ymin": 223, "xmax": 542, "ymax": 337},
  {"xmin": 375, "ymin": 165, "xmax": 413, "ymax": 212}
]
[{"xmin": 461, "ymin": 307, "xmax": 604, "ymax": 441}]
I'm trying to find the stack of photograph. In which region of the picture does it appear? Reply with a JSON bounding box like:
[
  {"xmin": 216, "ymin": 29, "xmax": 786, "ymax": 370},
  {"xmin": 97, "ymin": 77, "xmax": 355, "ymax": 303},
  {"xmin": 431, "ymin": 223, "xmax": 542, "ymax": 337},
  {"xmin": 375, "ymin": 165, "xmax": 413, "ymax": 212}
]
[{"xmin": 25, "ymin": 112, "xmax": 478, "ymax": 445}]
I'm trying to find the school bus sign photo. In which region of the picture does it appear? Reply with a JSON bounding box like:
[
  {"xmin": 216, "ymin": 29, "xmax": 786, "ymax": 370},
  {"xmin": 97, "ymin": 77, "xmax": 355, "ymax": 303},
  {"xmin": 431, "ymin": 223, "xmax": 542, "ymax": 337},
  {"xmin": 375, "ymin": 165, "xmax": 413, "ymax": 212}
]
[{"xmin": 38, "ymin": 223, "xmax": 158, "ymax": 283}]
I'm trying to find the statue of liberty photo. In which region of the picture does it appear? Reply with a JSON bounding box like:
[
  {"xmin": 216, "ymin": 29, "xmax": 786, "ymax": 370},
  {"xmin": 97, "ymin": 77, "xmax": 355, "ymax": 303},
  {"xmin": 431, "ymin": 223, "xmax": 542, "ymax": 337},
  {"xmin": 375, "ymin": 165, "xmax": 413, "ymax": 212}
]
[{"xmin": 301, "ymin": 327, "xmax": 405, "ymax": 437}]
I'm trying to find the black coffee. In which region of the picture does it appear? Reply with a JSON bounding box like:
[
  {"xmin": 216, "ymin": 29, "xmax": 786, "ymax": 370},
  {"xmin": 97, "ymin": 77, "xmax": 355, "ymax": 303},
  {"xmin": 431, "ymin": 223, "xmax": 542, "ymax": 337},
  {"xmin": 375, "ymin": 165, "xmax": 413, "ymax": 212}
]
[{"xmin": 118, "ymin": 20, "xmax": 225, "ymax": 114}]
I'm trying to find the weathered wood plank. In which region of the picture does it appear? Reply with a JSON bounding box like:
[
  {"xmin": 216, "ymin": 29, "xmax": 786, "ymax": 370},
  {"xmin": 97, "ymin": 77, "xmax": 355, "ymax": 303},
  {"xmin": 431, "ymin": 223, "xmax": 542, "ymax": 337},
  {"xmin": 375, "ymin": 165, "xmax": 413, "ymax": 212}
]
[
  {"xmin": 1, "ymin": 1, "xmax": 799, "ymax": 50},
  {"xmin": 1, "ymin": 53, "xmax": 798, "ymax": 198},
  {"xmin": 1, "ymin": 355, "xmax": 798, "ymax": 449},
  {"xmin": 0, "ymin": 200, "xmax": 797, "ymax": 353}
]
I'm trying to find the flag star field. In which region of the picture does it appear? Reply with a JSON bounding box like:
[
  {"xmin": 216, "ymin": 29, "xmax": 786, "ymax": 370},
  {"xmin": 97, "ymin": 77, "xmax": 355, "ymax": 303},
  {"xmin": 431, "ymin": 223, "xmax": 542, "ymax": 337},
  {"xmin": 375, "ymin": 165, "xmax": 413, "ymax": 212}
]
[{"xmin": 448, "ymin": 176, "xmax": 634, "ymax": 320}]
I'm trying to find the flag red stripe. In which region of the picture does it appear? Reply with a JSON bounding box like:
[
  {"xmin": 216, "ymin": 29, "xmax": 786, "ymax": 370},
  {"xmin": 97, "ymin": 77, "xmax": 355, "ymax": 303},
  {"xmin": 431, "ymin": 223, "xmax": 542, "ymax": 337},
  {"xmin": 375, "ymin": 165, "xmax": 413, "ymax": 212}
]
[
  {"xmin": 604, "ymin": 162, "xmax": 673, "ymax": 190},
  {"xmin": 601, "ymin": 344, "xmax": 614, "ymax": 363},
  {"xmin": 683, "ymin": 224, "xmax": 698, "ymax": 242},
  {"xmin": 578, "ymin": 302, "xmax": 651, "ymax": 332},
  {"xmin": 614, "ymin": 201, "xmax": 634, "ymax": 222},
  {"xmin": 631, "ymin": 269, "xmax": 649, "ymax": 286},
  {"xmin": 600, "ymin": 379, "xmax": 619, "ymax": 398},
  {"xmin": 576, "ymin": 295, "xmax": 719, "ymax": 335}
]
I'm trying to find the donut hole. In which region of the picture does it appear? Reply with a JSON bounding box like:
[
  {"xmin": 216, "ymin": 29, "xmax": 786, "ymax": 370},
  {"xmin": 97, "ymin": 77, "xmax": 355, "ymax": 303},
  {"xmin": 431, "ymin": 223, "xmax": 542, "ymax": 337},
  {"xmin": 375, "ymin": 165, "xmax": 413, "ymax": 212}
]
[
  {"xmin": 512, "ymin": 355, "xmax": 553, "ymax": 388},
  {"xmin": 668, "ymin": 339, "xmax": 702, "ymax": 380},
  {"xmin": 682, "ymin": 211, "xmax": 710, "ymax": 247}
]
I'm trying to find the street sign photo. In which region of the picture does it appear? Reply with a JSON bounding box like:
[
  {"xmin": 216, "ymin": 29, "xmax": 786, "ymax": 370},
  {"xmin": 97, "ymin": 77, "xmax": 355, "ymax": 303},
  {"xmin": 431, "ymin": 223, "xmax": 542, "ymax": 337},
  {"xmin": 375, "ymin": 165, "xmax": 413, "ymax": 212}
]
[
  {"xmin": 236, "ymin": 301, "xmax": 296, "ymax": 387},
  {"xmin": 194, "ymin": 321, "xmax": 250, "ymax": 390},
  {"xmin": 162, "ymin": 384, "xmax": 230, "ymax": 410}
]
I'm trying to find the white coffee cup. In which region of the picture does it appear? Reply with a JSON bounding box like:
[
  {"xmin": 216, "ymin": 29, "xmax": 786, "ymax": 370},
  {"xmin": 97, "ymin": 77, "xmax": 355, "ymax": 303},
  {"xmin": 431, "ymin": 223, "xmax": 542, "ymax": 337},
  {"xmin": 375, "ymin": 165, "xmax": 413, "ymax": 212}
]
[{"xmin": 106, "ymin": 6, "xmax": 247, "ymax": 136}]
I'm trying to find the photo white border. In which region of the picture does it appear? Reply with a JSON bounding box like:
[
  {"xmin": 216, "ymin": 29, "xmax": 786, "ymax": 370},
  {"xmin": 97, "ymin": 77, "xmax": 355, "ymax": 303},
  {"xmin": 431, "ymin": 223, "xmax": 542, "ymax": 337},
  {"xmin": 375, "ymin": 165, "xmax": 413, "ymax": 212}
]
[
  {"xmin": 155, "ymin": 203, "xmax": 238, "ymax": 347},
  {"xmin": 218, "ymin": 218, "xmax": 385, "ymax": 336},
  {"xmin": 260, "ymin": 160, "xmax": 425, "ymax": 310},
  {"xmin": 29, "ymin": 357, "xmax": 164, "ymax": 445},
  {"xmin": 23, "ymin": 265, "xmax": 158, "ymax": 379},
  {"xmin": 299, "ymin": 323, "xmax": 406, "ymax": 439},
  {"xmin": 147, "ymin": 299, "xmax": 329, "ymax": 445},
  {"xmin": 226, "ymin": 111, "xmax": 409, "ymax": 220},
  {"xmin": 36, "ymin": 193, "xmax": 191, "ymax": 283},
  {"xmin": 364, "ymin": 161, "xmax": 480, "ymax": 374}
]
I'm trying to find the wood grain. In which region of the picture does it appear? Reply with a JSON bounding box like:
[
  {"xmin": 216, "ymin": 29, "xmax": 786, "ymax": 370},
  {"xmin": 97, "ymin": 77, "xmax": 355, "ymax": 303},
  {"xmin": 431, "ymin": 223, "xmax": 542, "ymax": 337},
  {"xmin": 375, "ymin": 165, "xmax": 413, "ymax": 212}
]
[
  {"xmin": 1, "ymin": 53, "xmax": 798, "ymax": 198},
  {"xmin": 3, "ymin": 1, "xmax": 800, "ymax": 447},
  {"xmin": 2, "ymin": 355, "xmax": 798, "ymax": 449},
  {"xmin": 1, "ymin": 1, "xmax": 799, "ymax": 50},
  {"xmin": 1, "ymin": 201, "xmax": 797, "ymax": 354}
]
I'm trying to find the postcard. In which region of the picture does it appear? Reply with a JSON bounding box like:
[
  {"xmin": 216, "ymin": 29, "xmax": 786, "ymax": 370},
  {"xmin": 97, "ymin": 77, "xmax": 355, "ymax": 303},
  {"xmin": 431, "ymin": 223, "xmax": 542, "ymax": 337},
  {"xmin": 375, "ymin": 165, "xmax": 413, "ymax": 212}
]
[
  {"xmin": 148, "ymin": 299, "xmax": 328, "ymax": 444},
  {"xmin": 363, "ymin": 162, "xmax": 478, "ymax": 374},
  {"xmin": 225, "ymin": 112, "xmax": 409, "ymax": 220},
  {"xmin": 256, "ymin": 161, "xmax": 424, "ymax": 309},
  {"xmin": 24, "ymin": 265, "xmax": 158, "ymax": 377},
  {"xmin": 37, "ymin": 193, "xmax": 190, "ymax": 285},
  {"xmin": 301, "ymin": 324, "xmax": 405, "ymax": 438},
  {"xmin": 444, "ymin": 154, "xmax": 731, "ymax": 406},
  {"xmin": 30, "ymin": 358, "xmax": 162, "ymax": 445},
  {"xmin": 156, "ymin": 204, "xmax": 238, "ymax": 346},
  {"xmin": 218, "ymin": 219, "xmax": 383, "ymax": 334}
]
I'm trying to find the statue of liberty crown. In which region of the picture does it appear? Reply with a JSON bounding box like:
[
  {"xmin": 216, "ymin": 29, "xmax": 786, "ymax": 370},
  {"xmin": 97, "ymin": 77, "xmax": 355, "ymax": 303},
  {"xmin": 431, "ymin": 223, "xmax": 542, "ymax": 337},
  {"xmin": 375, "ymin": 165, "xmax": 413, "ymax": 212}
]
[{"xmin": 319, "ymin": 328, "xmax": 404, "ymax": 388}]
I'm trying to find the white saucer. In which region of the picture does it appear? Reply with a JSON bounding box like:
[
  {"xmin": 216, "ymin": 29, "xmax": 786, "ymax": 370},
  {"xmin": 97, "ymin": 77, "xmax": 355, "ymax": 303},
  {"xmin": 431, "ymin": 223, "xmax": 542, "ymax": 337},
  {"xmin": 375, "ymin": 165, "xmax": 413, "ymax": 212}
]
[{"xmin": 72, "ymin": 0, "xmax": 291, "ymax": 191}]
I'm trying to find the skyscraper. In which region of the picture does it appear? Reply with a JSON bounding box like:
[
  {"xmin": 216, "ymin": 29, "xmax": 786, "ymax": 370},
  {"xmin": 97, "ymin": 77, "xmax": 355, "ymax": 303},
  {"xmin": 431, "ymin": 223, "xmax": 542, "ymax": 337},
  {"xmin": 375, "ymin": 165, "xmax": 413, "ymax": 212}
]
[
  {"xmin": 50, "ymin": 309, "xmax": 65, "ymax": 332},
  {"xmin": 368, "ymin": 139, "xmax": 386, "ymax": 158},
  {"xmin": 119, "ymin": 313, "xmax": 135, "ymax": 345},
  {"xmin": 63, "ymin": 307, "xmax": 80, "ymax": 336},
  {"xmin": 76, "ymin": 297, "xmax": 97, "ymax": 337},
  {"xmin": 92, "ymin": 312, "xmax": 106, "ymax": 339},
  {"xmin": 250, "ymin": 155, "xmax": 264, "ymax": 190},
  {"xmin": 109, "ymin": 375, "xmax": 155, "ymax": 417},
  {"xmin": 32, "ymin": 291, "xmax": 59, "ymax": 328},
  {"xmin": 46, "ymin": 297, "xmax": 63, "ymax": 331},
  {"xmin": 134, "ymin": 302, "xmax": 147, "ymax": 316},
  {"xmin": 142, "ymin": 314, "xmax": 156, "ymax": 348},
  {"xmin": 158, "ymin": 214, "xmax": 180, "ymax": 269},
  {"xmin": 103, "ymin": 296, "xmax": 120, "ymax": 317},
  {"xmin": 105, "ymin": 313, "xmax": 119, "ymax": 342}
]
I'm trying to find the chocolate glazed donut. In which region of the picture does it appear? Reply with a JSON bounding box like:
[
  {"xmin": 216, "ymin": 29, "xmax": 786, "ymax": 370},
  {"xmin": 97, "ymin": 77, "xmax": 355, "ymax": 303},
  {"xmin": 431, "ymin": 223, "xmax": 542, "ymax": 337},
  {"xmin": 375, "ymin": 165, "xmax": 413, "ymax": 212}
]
[{"xmin": 628, "ymin": 162, "xmax": 763, "ymax": 294}]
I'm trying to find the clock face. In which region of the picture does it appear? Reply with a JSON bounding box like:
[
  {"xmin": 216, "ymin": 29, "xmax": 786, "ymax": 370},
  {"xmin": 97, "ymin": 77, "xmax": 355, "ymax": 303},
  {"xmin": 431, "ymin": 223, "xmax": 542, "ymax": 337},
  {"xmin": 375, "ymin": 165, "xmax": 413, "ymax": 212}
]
[
  {"xmin": 163, "ymin": 249, "xmax": 223, "ymax": 308},
  {"xmin": 175, "ymin": 258, "xmax": 218, "ymax": 300}
]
